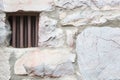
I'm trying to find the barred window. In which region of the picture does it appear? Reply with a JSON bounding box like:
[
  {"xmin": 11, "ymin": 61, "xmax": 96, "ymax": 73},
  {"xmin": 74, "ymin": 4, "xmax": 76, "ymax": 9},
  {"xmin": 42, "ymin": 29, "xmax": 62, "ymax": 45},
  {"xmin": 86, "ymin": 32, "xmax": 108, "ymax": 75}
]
[{"xmin": 7, "ymin": 12, "xmax": 39, "ymax": 48}]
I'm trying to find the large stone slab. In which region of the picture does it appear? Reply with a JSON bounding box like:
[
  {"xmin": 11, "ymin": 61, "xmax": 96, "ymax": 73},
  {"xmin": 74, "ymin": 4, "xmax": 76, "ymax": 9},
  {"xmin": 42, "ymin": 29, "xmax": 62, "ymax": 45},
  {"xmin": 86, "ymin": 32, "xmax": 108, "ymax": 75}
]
[
  {"xmin": 14, "ymin": 48, "xmax": 76, "ymax": 77},
  {"xmin": 4, "ymin": 0, "xmax": 54, "ymax": 12},
  {"xmin": 76, "ymin": 27, "xmax": 120, "ymax": 80}
]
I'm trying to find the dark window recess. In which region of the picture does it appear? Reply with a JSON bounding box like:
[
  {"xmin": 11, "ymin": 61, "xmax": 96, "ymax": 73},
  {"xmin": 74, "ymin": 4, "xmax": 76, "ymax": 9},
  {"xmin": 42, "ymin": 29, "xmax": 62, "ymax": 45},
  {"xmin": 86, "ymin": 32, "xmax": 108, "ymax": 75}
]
[{"xmin": 7, "ymin": 13, "xmax": 39, "ymax": 48}]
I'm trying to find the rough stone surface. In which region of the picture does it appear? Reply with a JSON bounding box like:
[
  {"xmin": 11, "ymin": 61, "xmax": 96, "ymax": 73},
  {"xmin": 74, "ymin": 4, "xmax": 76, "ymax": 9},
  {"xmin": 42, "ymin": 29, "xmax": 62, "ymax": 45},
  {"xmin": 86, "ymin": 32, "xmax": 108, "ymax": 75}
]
[
  {"xmin": 4, "ymin": 48, "xmax": 76, "ymax": 80},
  {"xmin": 14, "ymin": 48, "xmax": 76, "ymax": 77},
  {"xmin": 76, "ymin": 27, "xmax": 120, "ymax": 80},
  {"xmin": 39, "ymin": 15, "xmax": 65, "ymax": 47},
  {"xmin": 52, "ymin": 61, "xmax": 74, "ymax": 77},
  {"xmin": 23, "ymin": 61, "xmax": 74, "ymax": 78},
  {"xmin": 54, "ymin": 0, "xmax": 120, "ymax": 10},
  {"xmin": 0, "ymin": 49, "xmax": 10, "ymax": 80},
  {"xmin": 61, "ymin": 10, "xmax": 120, "ymax": 27},
  {"xmin": 4, "ymin": 0, "xmax": 120, "ymax": 12},
  {"xmin": 4, "ymin": 0, "xmax": 54, "ymax": 12},
  {"xmin": 0, "ymin": 0, "xmax": 4, "ymax": 11},
  {"xmin": 0, "ymin": 13, "xmax": 11, "ymax": 47},
  {"xmin": 61, "ymin": 9, "xmax": 93, "ymax": 26}
]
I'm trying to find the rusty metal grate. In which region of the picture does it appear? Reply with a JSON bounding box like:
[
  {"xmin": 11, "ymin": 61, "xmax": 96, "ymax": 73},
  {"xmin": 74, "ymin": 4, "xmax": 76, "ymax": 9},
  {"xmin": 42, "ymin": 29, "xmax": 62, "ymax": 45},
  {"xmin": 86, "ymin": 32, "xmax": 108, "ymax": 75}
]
[{"xmin": 7, "ymin": 13, "xmax": 39, "ymax": 48}]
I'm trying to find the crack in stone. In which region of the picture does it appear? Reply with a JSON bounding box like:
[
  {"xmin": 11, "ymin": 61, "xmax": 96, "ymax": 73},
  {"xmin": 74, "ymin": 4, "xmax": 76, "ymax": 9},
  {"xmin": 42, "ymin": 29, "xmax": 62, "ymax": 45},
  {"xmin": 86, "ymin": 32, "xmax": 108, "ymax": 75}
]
[{"xmin": 97, "ymin": 37, "xmax": 120, "ymax": 47}]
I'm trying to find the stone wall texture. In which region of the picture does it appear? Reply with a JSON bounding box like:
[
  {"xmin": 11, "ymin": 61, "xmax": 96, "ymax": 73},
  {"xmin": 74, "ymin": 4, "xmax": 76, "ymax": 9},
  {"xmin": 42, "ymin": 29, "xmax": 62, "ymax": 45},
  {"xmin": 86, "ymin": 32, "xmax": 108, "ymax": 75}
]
[
  {"xmin": 76, "ymin": 27, "xmax": 120, "ymax": 80},
  {"xmin": 0, "ymin": 49, "xmax": 10, "ymax": 80},
  {"xmin": 0, "ymin": 0, "xmax": 120, "ymax": 80}
]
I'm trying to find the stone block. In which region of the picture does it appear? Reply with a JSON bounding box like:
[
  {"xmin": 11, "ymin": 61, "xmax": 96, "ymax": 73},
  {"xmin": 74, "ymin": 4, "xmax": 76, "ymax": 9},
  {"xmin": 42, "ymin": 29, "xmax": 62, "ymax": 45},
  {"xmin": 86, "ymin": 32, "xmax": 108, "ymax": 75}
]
[
  {"xmin": 14, "ymin": 48, "xmax": 76, "ymax": 77},
  {"xmin": 39, "ymin": 15, "xmax": 65, "ymax": 47},
  {"xmin": 76, "ymin": 27, "xmax": 120, "ymax": 80}
]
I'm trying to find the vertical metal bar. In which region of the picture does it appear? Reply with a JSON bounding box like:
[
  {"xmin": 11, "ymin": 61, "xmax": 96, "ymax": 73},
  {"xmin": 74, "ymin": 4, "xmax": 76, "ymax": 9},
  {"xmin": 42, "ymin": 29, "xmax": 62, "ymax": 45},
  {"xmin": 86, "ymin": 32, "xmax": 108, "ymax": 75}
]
[
  {"xmin": 20, "ymin": 16, "xmax": 24, "ymax": 48},
  {"xmin": 28, "ymin": 16, "xmax": 31, "ymax": 47},
  {"xmin": 31, "ymin": 16, "xmax": 34, "ymax": 47},
  {"xmin": 31, "ymin": 16, "xmax": 33, "ymax": 47},
  {"xmin": 23, "ymin": 16, "xmax": 26, "ymax": 48},
  {"xmin": 25, "ymin": 16, "xmax": 28, "ymax": 48},
  {"xmin": 12, "ymin": 16, "xmax": 16, "ymax": 47},
  {"xmin": 35, "ymin": 16, "xmax": 38, "ymax": 47},
  {"xmin": 33, "ymin": 16, "xmax": 36, "ymax": 47},
  {"xmin": 16, "ymin": 16, "xmax": 20, "ymax": 48}
]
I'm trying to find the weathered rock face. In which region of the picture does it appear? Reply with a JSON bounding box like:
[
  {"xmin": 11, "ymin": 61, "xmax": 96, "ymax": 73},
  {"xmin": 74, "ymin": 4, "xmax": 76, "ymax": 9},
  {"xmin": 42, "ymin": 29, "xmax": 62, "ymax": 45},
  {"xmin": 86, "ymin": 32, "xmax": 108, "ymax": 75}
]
[
  {"xmin": 0, "ymin": 13, "xmax": 11, "ymax": 47},
  {"xmin": 61, "ymin": 10, "xmax": 120, "ymax": 27},
  {"xmin": 14, "ymin": 48, "xmax": 76, "ymax": 77},
  {"xmin": 0, "ymin": 50, "xmax": 10, "ymax": 80},
  {"xmin": 0, "ymin": 1, "xmax": 11, "ymax": 47},
  {"xmin": 76, "ymin": 27, "xmax": 120, "ymax": 80},
  {"xmin": 0, "ymin": 0, "xmax": 4, "ymax": 11},
  {"xmin": 54, "ymin": 0, "xmax": 120, "ymax": 10},
  {"xmin": 39, "ymin": 15, "xmax": 65, "ymax": 47},
  {"xmin": 3, "ymin": 0, "xmax": 120, "ymax": 12}
]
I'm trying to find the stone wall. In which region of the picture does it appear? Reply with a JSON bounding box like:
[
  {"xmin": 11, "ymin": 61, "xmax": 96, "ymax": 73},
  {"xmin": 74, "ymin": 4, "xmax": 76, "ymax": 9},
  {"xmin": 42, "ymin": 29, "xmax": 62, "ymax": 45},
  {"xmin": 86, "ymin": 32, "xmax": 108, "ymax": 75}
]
[{"xmin": 0, "ymin": 0, "xmax": 120, "ymax": 80}]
